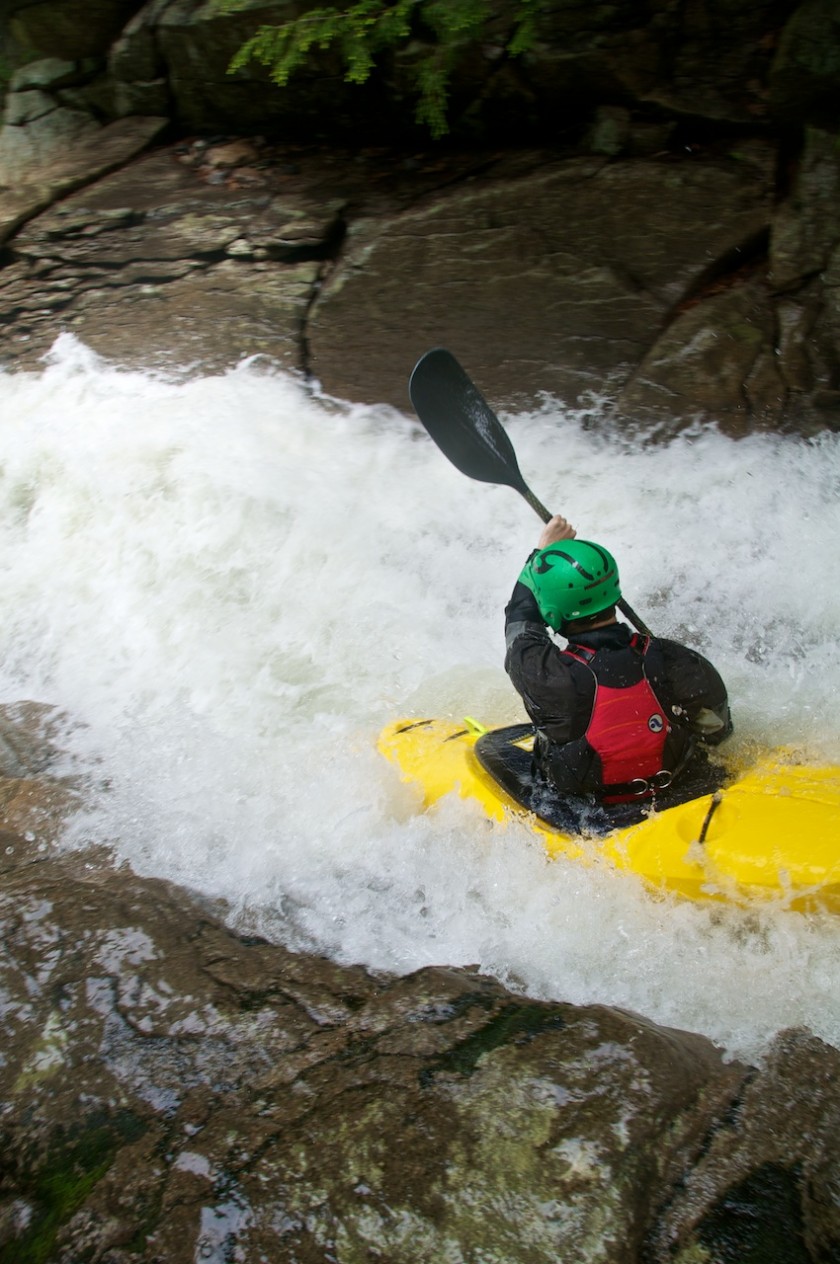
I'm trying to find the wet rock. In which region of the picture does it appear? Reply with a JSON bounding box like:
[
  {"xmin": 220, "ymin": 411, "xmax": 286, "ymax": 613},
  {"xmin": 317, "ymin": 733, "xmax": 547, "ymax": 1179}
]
[
  {"xmin": 307, "ymin": 153, "xmax": 772, "ymax": 415},
  {"xmin": 1, "ymin": 703, "xmax": 840, "ymax": 1263},
  {"xmin": 0, "ymin": 115, "xmax": 168, "ymax": 245},
  {"xmin": 0, "ymin": 821, "xmax": 739, "ymax": 1264},
  {"xmin": 6, "ymin": 0, "xmax": 145, "ymax": 64},
  {"xmin": 617, "ymin": 279, "xmax": 786, "ymax": 435},
  {"xmin": 1, "ymin": 2, "xmax": 839, "ymax": 431},
  {"xmin": 5, "ymin": 0, "xmax": 795, "ymax": 145},
  {"xmin": 0, "ymin": 99, "xmax": 100, "ymax": 176},
  {"xmin": 1, "ymin": 146, "xmax": 343, "ymax": 373},
  {"xmin": 647, "ymin": 1028, "xmax": 840, "ymax": 1262},
  {"xmin": 0, "ymin": 701, "xmax": 75, "ymax": 780},
  {"xmin": 767, "ymin": 126, "xmax": 840, "ymax": 430},
  {"xmin": 204, "ymin": 138, "xmax": 259, "ymax": 169},
  {"xmin": 2, "ymin": 127, "xmax": 840, "ymax": 433},
  {"xmin": 0, "ymin": 704, "xmax": 86, "ymax": 851},
  {"xmin": 769, "ymin": 0, "xmax": 840, "ymax": 128},
  {"xmin": 2, "ymin": 804, "xmax": 840, "ymax": 1262}
]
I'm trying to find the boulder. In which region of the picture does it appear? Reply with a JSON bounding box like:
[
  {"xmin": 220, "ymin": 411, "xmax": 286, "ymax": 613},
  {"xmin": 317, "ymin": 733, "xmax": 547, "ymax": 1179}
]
[
  {"xmin": 6, "ymin": 0, "xmax": 146, "ymax": 63},
  {"xmin": 307, "ymin": 153, "xmax": 773, "ymax": 415},
  {"xmin": 769, "ymin": 0, "xmax": 840, "ymax": 127},
  {"xmin": 1, "ymin": 1, "xmax": 840, "ymax": 431},
  {"xmin": 0, "ymin": 839, "xmax": 736, "ymax": 1264},
  {"xmin": 1, "ymin": 143, "xmax": 343, "ymax": 371},
  {"xmin": 1, "ymin": 695, "xmax": 840, "ymax": 1263},
  {"xmin": 4, "ymin": 0, "xmax": 808, "ymax": 145},
  {"xmin": 0, "ymin": 115, "xmax": 168, "ymax": 245},
  {"xmin": 617, "ymin": 279, "xmax": 786, "ymax": 434}
]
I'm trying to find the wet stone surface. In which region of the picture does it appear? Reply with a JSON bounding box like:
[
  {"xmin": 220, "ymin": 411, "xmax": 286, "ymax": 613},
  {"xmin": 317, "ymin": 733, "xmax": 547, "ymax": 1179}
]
[
  {"xmin": 1, "ymin": 131, "xmax": 839, "ymax": 436},
  {"xmin": 1, "ymin": 705, "xmax": 840, "ymax": 1262}
]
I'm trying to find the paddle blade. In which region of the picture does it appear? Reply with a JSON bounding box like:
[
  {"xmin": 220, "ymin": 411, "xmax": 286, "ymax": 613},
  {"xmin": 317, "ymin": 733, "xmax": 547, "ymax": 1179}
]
[
  {"xmin": 408, "ymin": 349, "xmax": 651, "ymax": 633},
  {"xmin": 409, "ymin": 348, "xmax": 530, "ymax": 496}
]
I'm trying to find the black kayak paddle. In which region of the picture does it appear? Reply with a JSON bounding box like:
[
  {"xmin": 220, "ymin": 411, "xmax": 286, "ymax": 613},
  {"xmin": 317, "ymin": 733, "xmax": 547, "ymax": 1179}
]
[{"xmin": 408, "ymin": 347, "xmax": 652, "ymax": 636}]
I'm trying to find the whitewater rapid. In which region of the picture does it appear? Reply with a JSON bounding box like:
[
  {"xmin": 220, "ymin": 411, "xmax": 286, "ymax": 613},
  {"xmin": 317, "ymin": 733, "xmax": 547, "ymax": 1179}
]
[{"xmin": 2, "ymin": 334, "xmax": 839, "ymax": 1064}]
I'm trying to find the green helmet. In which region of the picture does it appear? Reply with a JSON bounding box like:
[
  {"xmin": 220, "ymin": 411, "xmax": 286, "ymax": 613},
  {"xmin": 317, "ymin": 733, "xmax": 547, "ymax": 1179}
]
[{"xmin": 519, "ymin": 539, "xmax": 621, "ymax": 630}]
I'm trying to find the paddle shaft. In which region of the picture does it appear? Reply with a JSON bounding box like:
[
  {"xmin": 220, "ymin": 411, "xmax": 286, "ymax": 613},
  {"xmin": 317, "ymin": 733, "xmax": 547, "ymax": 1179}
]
[{"xmin": 409, "ymin": 349, "xmax": 653, "ymax": 637}]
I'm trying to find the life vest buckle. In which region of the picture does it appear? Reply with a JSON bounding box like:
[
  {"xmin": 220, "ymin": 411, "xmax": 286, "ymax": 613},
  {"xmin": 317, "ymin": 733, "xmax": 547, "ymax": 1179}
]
[{"xmin": 628, "ymin": 770, "xmax": 673, "ymax": 797}]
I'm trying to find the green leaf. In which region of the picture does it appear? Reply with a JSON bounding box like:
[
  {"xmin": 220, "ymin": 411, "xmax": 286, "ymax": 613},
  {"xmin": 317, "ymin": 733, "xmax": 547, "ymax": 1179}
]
[{"xmin": 220, "ymin": 0, "xmax": 540, "ymax": 137}]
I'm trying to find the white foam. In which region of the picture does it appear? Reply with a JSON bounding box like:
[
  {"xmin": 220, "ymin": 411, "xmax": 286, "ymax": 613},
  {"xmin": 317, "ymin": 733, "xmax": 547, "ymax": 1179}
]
[{"xmin": 2, "ymin": 333, "xmax": 839, "ymax": 1063}]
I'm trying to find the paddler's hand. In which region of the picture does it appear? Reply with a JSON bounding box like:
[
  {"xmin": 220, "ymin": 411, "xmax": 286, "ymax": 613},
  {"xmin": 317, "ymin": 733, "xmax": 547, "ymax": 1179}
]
[{"xmin": 537, "ymin": 514, "xmax": 577, "ymax": 548}]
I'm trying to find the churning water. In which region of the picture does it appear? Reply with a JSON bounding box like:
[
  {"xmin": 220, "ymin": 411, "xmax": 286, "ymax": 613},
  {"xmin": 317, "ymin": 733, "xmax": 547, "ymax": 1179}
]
[{"xmin": 2, "ymin": 334, "xmax": 839, "ymax": 1064}]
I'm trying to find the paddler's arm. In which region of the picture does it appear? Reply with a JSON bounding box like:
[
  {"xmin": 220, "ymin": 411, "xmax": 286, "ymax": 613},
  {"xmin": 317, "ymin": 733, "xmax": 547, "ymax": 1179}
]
[
  {"xmin": 504, "ymin": 514, "xmax": 576, "ymax": 649},
  {"xmin": 537, "ymin": 514, "xmax": 577, "ymax": 549},
  {"xmin": 504, "ymin": 576, "xmax": 544, "ymax": 647},
  {"xmin": 657, "ymin": 640, "xmax": 734, "ymax": 746},
  {"xmin": 504, "ymin": 516, "xmax": 584, "ymax": 743}
]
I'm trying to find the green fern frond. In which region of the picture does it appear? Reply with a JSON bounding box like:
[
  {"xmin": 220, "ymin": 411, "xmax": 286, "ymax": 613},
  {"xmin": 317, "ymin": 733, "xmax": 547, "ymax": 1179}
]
[
  {"xmin": 508, "ymin": 0, "xmax": 539, "ymax": 56},
  {"xmin": 414, "ymin": 56, "xmax": 450, "ymax": 139},
  {"xmin": 222, "ymin": 0, "xmax": 540, "ymax": 136}
]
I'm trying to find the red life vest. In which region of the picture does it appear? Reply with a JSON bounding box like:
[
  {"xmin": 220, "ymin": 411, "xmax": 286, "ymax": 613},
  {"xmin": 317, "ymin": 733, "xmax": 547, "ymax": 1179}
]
[{"xmin": 562, "ymin": 635, "xmax": 675, "ymax": 803}]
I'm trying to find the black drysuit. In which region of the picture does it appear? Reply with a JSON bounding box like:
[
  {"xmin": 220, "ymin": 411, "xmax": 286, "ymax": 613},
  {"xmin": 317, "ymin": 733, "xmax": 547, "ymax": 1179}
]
[{"xmin": 505, "ymin": 578, "xmax": 733, "ymax": 805}]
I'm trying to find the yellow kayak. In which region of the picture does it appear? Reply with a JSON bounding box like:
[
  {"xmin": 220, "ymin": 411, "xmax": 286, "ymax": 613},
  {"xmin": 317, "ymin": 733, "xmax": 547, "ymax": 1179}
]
[{"xmin": 378, "ymin": 718, "xmax": 840, "ymax": 914}]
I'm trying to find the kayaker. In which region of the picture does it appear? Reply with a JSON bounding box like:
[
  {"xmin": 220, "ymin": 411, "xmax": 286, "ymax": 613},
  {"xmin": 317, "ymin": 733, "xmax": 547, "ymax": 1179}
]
[{"xmin": 505, "ymin": 513, "xmax": 732, "ymax": 808}]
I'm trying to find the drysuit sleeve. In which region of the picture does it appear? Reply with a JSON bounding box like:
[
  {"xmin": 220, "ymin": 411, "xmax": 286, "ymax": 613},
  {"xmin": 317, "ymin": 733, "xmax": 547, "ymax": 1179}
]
[
  {"xmin": 504, "ymin": 575, "xmax": 590, "ymax": 744},
  {"xmin": 656, "ymin": 639, "xmax": 733, "ymax": 746},
  {"xmin": 504, "ymin": 571, "xmax": 544, "ymax": 648}
]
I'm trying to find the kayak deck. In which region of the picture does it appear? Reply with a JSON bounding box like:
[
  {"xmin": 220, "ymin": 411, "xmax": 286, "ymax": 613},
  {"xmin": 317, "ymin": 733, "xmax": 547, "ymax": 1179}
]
[{"xmin": 378, "ymin": 719, "xmax": 840, "ymax": 914}]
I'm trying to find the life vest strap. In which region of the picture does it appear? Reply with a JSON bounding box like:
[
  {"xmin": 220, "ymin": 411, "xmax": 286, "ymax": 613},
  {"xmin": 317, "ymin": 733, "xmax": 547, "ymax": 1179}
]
[
  {"xmin": 564, "ymin": 632, "xmax": 648, "ymax": 667},
  {"xmin": 600, "ymin": 768, "xmax": 674, "ymax": 800}
]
